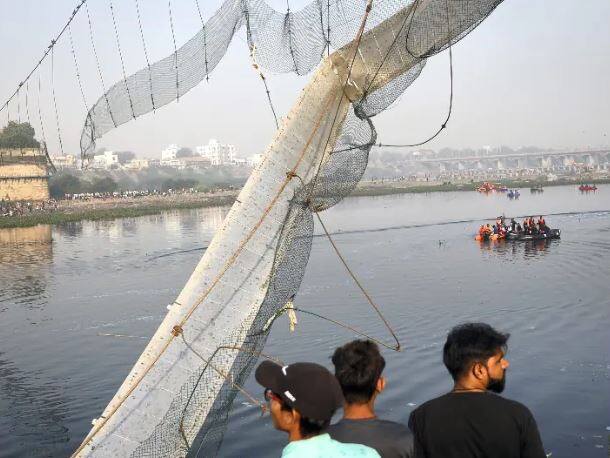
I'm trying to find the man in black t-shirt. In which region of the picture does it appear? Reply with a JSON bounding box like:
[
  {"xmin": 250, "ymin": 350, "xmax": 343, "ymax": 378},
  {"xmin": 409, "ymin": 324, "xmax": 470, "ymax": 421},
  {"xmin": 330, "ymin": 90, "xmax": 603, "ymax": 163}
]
[
  {"xmin": 328, "ymin": 339, "xmax": 414, "ymax": 458},
  {"xmin": 408, "ymin": 322, "xmax": 546, "ymax": 458}
]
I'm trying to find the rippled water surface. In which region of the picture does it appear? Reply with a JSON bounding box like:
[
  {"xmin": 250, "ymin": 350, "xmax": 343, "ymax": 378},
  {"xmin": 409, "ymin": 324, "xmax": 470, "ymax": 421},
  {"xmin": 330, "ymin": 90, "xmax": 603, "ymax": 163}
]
[{"xmin": 1, "ymin": 185, "xmax": 609, "ymax": 457}]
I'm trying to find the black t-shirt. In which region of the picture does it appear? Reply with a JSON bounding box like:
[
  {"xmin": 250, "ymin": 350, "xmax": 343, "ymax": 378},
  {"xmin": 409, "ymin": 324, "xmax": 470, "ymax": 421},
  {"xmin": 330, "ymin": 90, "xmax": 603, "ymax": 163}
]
[
  {"xmin": 328, "ymin": 418, "xmax": 414, "ymax": 458},
  {"xmin": 408, "ymin": 392, "xmax": 546, "ymax": 458}
]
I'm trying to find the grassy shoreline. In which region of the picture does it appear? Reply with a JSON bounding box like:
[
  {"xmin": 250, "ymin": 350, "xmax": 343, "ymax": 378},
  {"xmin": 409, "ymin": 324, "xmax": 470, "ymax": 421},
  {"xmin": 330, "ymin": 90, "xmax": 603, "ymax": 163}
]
[{"xmin": 1, "ymin": 178, "xmax": 608, "ymax": 229}]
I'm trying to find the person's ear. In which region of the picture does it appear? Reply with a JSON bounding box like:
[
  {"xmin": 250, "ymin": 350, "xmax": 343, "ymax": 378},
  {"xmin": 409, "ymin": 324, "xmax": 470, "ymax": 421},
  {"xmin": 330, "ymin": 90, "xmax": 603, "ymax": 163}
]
[
  {"xmin": 289, "ymin": 408, "xmax": 300, "ymax": 427},
  {"xmin": 376, "ymin": 376, "xmax": 386, "ymax": 394},
  {"xmin": 472, "ymin": 362, "xmax": 487, "ymax": 381}
]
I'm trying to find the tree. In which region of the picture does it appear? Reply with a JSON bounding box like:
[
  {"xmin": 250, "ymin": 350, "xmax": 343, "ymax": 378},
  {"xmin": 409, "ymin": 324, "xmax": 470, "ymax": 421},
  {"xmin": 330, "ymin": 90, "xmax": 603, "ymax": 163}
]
[
  {"xmin": 116, "ymin": 151, "xmax": 136, "ymax": 164},
  {"xmin": 176, "ymin": 147, "xmax": 194, "ymax": 158},
  {"xmin": 88, "ymin": 176, "xmax": 118, "ymax": 193},
  {"xmin": 0, "ymin": 122, "xmax": 40, "ymax": 149},
  {"xmin": 49, "ymin": 174, "xmax": 83, "ymax": 198}
]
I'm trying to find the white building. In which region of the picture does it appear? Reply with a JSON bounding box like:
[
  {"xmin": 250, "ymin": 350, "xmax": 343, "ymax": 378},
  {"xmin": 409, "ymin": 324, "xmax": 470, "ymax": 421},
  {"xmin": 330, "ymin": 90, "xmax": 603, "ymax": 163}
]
[
  {"xmin": 196, "ymin": 139, "xmax": 236, "ymax": 166},
  {"xmin": 124, "ymin": 159, "xmax": 150, "ymax": 170},
  {"xmin": 92, "ymin": 151, "xmax": 119, "ymax": 169},
  {"xmin": 161, "ymin": 144, "xmax": 179, "ymax": 161},
  {"xmin": 53, "ymin": 154, "xmax": 77, "ymax": 170},
  {"xmin": 247, "ymin": 153, "xmax": 264, "ymax": 167}
]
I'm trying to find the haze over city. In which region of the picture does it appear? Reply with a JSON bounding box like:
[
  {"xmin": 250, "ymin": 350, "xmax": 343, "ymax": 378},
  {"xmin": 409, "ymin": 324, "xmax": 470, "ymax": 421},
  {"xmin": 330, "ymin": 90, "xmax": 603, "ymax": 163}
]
[{"xmin": 1, "ymin": 0, "xmax": 609, "ymax": 159}]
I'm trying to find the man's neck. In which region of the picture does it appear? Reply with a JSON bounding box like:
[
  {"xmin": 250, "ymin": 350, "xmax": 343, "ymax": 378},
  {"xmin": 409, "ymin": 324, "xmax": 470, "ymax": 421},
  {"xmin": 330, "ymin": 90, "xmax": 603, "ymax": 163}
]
[
  {"xmin": 452, "ymin": 379, "xmax": 486, "ymax": 392},
  {"xmin": 343, "ymin": 401, "xmax": 376, "ymax": 420}
]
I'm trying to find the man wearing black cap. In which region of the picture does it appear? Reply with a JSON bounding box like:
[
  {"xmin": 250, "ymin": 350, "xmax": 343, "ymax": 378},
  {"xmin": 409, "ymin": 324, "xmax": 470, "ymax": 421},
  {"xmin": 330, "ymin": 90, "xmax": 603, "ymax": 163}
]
[{"xmin": 255, "ymin": 360, "xmax": 380, "ymax": 457}]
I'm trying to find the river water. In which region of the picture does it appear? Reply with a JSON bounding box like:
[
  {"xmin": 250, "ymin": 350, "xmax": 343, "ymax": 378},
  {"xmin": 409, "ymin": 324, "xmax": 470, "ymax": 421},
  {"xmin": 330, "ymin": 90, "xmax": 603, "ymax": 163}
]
[{"xmin": 0, "ymin": 185, "xmax": 609, "ymax": 457}]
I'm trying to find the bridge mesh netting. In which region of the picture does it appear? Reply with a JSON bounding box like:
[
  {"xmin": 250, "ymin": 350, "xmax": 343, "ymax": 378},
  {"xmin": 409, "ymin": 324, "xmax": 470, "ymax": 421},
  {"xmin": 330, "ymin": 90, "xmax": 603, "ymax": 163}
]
[{"xmin": 77, "ymin": 0, "xmax": 503, "ymax": 456}]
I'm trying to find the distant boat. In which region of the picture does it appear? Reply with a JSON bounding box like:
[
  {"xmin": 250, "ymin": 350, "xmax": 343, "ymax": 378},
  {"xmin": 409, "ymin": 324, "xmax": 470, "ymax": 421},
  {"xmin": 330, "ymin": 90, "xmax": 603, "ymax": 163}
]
[
  {"xmin": 507, "ymin": 189, "xmax": 520, "ymax": 199},
  {"xmin": 579, "ymin": 184, "xmax": 597, "ymax": 192},
  {"xmin": 477, "ymin": 182, "xmax": 495, "ymax": 193},
  {"xmin": 530, "ymin": 186, "xmax": 544, "ymax": 193}
]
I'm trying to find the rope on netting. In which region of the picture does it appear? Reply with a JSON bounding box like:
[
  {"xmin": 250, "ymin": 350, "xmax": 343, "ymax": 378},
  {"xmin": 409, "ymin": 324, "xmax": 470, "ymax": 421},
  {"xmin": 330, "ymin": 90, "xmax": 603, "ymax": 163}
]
[
  {"xmin": 177, "ymin": 334, "xmax": 269, "ymax": 446},
  {"xmin": 68, "ymin": 24, "xmax": 89, "ymax": 113},
  {"xmin": 0, "ymin": 0, "xmax": 88, "ymax": 118},
  {"xmin": 254, "ymin": 296, "xmax": 399, "ymax": 351},
  {"xmin": 194, "ymin": 0, "xmax": 210, "ymax": 82},
  {"xmin": 86, "ymin": 2, "xmax": 117, "ymax": 128},
  {"xmin": 50, "ymin": 47, "xmax": 65, "ymax": 155},
  {"xmin": 36, "ymin": 73, "xmax": 47, "ymax": 146},
  {"xmin": 168, "ymin": 0, "xmax": 179, "ymax": 102},
  {"xmin": 110, "ymin": 0, "xmax": 136, "ymax": 119},
  {"xmin": 134, "ymin": 0, "xmax": 156, "ymax": 110},
  {"xmin": 315, "ymin": 212, "xmax": 401, "ymax": 350},
  {"xmin": 374, "ymin": 0, "xmax": 454, "ymax": 148}
]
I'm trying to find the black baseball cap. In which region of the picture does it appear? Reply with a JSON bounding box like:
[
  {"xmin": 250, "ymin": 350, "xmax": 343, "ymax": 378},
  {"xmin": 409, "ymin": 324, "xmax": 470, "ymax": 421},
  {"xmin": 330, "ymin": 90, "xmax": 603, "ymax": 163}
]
[{"xmin": 255, "ymin": 360, "xmax": 344, "ymax": 421}]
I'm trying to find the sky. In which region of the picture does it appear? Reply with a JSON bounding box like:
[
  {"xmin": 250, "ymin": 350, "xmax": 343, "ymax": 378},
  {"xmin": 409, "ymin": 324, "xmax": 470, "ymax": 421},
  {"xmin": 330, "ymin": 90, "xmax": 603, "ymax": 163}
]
[{"xmin": 0, "ymin": 0, "xmax": 609, "ymax": 159}]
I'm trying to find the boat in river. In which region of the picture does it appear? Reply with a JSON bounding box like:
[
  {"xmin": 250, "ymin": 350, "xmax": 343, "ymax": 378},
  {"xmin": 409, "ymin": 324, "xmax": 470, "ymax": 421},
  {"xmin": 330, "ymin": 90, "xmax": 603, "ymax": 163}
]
[
  {"xmin": 505, "ymin": 229, "xmax": 561, "ymax": 241},
  {"xmin": 476, "ymin": 229, "xmax": 560, "ymax": 242},
  {"xmin": 579, "ymin": 184, "xmax": 598, "ymax": 192},
  {"xmin": 507, "ymin": 189, "xmax": 520, "ymax": 199},
  {"xmin": 530, "ymin": 186, "xmax": 544, "ymax": 193}
]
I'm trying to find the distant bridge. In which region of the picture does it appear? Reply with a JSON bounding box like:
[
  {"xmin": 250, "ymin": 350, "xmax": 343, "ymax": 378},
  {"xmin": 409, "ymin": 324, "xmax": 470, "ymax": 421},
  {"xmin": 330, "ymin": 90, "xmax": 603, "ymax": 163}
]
[{"xmin": 399, "ymin": 149, "xmax": 610, "ymax": 172}]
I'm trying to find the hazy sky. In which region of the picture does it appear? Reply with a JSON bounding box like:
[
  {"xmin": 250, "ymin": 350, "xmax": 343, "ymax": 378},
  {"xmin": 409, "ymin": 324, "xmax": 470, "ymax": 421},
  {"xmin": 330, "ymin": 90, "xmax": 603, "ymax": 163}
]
[{"xmin": 0, "ymin": 0, "xmax": 609, "ymax": 158}]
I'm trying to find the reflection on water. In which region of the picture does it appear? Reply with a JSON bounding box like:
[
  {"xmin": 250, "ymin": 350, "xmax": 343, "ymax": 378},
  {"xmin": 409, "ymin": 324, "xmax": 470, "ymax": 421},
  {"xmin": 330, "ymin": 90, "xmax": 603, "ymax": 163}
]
[
  {"xmin": 0, "ymin": 187, "xmax": 609, "ymax": 457},
  {"xmin": 0, "ymin": 225, "xmax": 53, "ymax": 309},
  {"xmin": 477, "ymin": 238, "xmax": 556, "ymax": 259}
]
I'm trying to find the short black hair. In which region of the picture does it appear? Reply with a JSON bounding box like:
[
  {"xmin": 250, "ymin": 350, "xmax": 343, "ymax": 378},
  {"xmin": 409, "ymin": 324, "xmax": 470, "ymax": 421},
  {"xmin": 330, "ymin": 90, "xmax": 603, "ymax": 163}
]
[
  {"xmin": 443, "ymin": 322, "xmax": 510, "ymax": 381},
  {"xmin": 279, "ymin": 399, "xmax": 331, "ymax": 437},
  {"xmin": 331, "ymin": 339, "xmax": 386, "ymax": 404}
]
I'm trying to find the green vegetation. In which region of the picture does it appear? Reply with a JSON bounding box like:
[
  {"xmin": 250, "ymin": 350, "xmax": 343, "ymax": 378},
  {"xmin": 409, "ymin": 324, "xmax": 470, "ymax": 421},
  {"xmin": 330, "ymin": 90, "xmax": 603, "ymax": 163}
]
[
  {"xmin": 49, "ymin": 173, "xmax": 119, "ymax": 198},
  {"xmin": 0, "ymin": 122, "xmax": 40, "ymax": 149}
]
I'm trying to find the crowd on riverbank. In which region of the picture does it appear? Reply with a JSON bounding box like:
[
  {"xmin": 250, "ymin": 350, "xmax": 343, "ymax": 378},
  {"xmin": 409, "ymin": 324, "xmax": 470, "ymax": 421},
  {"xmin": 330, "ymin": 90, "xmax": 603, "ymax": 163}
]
[
  {"xmin": 63, "ymin": 187, "xmax": 202, "ymax": 201},
  {"xmin": 0, "ymin": 199, "xmax": 58, "ymax": 217},
  {"xmin": 0, "ymin": 188, "xmax": 213, "ymax": 219}
]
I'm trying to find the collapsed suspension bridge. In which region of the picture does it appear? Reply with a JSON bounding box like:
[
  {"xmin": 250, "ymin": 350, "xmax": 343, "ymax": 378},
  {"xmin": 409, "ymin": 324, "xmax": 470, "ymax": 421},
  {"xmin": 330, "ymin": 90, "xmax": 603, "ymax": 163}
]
[{"xmin": 1, "ymin": 1, "xmax": 504, "ymax": 457}]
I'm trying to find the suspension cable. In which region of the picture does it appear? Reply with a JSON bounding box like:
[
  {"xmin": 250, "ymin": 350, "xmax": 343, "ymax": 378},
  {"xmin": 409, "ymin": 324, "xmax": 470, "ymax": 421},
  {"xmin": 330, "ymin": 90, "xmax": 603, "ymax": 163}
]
[
  {"xmin": 86, "ymin": 2, "xmax": 116, "ymax": 127},
  {"xmin": 36, "ymin": 74, "xmax": 47, "ymax": 146},
  {"xmin": 25, "ymin": 82, "xmax": 32, "ymax": 124},
  {"xmin": 243, "ymin": 4, "xmax": 280, "ymax": 130},
  {"xmin": 307, "ymin": 0, "xmax": 373, "ymax": 198},
  {"xmin": 16, "ymin": 88, "xmax": 21, "ymax": 123},
  {"xmin": 68, "ymin": 24, "xmax": 89, "ymax": 113},
  {"xmin": 50, "ymin": 47, "xmax": 65, "ymax": 155},
  {"xmin": 134, "ymin": 0, "xmax": 156, "ymax": 110},
  {"xmin": 109, "ymin": 0, "xmax": 136, "ymax": 119},
  {"xmin": 0, "ymin": 0, "xmax": 88, "ymax": 118},
  {"xmin": 285, "ymin": 0, "xmax": 298, "ymax": 72},
  {"xmin": 194, "ymin": 0, "xmax": 210, "ymax": 82},
  {"xmin": 375, "ymin": 0, "xmax": 454, "ymax": 148},
  {"xmin": 168, "ymin": 0, "xmax": 179, "ymax": 101}
]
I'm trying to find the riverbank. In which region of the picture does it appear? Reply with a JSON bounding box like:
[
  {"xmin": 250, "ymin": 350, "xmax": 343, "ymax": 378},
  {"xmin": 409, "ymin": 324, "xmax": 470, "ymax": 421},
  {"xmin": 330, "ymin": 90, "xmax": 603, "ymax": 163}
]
[{"xmin": 1, "ymin": 177, "xmax": 608, "ymax": 229}]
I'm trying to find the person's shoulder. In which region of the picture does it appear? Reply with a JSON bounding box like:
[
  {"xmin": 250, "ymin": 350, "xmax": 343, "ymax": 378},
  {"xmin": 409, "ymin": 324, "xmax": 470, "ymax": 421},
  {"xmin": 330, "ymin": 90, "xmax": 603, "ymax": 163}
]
[
  {"xmin": 489, "ymin": 394, "xmax": 536, "ymax": 417},
  {"xmin": 371, "ymin": 418, "xmax": 412, "ymax": 435},
  {"xmin": 334, "ymin": 440, "xmax": 381, "ymax": 457},
  {"xmin": 410, "ymin": 393, "xmax": 451, "ymax": 416}
]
